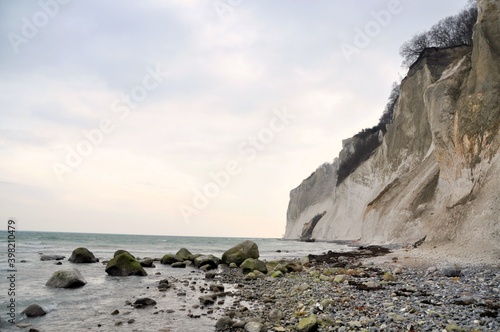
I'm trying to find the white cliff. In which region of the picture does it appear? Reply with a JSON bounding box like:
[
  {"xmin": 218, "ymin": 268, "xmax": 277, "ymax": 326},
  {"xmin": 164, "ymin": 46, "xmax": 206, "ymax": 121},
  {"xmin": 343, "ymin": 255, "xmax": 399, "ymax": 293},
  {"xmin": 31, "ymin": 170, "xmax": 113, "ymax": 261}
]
[{"xmin": 284, "ymin": 0, "xmax": 500, "ymax": 257}]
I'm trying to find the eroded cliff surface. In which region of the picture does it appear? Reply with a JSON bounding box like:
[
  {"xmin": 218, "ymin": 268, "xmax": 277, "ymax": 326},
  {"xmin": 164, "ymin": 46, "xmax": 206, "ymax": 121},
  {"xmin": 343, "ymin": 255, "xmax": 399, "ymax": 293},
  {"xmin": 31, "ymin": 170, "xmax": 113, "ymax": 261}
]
[{"xmin": 285, "ymin": 0, "xmax": 499, "ymax": 256}]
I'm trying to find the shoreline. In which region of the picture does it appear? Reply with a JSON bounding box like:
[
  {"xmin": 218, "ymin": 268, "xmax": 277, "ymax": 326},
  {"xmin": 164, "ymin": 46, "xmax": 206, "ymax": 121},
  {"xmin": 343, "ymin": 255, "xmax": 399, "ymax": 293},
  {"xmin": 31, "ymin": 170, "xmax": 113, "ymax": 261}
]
[{"xmin": 213, "ymin": 245, "xmax": 500, "ymax": 331}]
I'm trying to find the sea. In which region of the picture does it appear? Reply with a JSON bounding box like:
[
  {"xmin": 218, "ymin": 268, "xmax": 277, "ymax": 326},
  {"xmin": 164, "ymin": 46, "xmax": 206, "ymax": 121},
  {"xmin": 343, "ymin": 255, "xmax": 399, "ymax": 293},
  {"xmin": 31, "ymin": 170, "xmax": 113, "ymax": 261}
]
[{"xmin": 0, "ymin": 231, "xmax": 354, "ymax": 332}]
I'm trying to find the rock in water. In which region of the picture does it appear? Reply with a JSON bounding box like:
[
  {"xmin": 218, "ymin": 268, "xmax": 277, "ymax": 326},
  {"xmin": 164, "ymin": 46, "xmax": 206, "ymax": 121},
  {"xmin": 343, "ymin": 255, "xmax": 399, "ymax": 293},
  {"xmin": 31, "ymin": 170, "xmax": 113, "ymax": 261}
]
[
  {"xmin": 221, "ymin": 240, "xmax": 259, "ymax": 266},
  {"xmin": 132, "ymin": 298, "xmax": 156, "ymax": 308},
  {"xmin": 194, "ymin": 255, "xmax": 221, "ymax": 269},
  {"xmin": 105, "ymin": 253, "xmax": 147, "ymax": 276},
  {"xmin": 240, "ymin": 258, "xmax": 268, "ymax": 274},
  {"xmin": 45, "ymin": 268, "xmax": 87, "ymax": 288},
  {"xmin": 160, "ymin": 254, "xmax": 183, "ymax": 265},
  {"xmin": 21, "ymin": 304, "xmax": 46, "ymax": 317},
  {"xmin": 175, "ymin": 248, "xmax": 193, "ymax": 260},
  {"xmin": 40, "ymin": 254, "xmax": 65, "ymax": 261},
  {"xmin": 68, "ymin": 247, "xmax": 98, "ymax": 263},
  {"xmin": 113, "ymin": 250, "xmax": 134, "ymax": 258}
]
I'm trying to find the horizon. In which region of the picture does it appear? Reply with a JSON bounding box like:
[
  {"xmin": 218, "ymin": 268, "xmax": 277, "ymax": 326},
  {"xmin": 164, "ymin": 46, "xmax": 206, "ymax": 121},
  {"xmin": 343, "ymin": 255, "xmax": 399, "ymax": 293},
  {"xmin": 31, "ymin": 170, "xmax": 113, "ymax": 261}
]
[{"xmin": 1, "ymin": 0, "xmax": 470, "ymax": 238}]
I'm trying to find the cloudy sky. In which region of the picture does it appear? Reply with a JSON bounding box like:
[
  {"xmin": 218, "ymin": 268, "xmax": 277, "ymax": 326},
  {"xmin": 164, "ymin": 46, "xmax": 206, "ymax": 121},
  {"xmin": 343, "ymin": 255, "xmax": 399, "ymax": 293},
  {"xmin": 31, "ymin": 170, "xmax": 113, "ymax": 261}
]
[{"xmin": 0, "ymin": 0, "xmax": 469, "ymax": 237}]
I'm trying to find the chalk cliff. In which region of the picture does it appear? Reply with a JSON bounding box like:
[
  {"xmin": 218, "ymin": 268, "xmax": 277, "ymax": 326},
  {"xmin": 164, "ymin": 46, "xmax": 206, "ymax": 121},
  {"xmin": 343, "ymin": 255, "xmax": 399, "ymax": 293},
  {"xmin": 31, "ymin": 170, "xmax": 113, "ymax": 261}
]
[{"xmin": 284, "ymin": 0, "xmax": 500, "ymax": 256}]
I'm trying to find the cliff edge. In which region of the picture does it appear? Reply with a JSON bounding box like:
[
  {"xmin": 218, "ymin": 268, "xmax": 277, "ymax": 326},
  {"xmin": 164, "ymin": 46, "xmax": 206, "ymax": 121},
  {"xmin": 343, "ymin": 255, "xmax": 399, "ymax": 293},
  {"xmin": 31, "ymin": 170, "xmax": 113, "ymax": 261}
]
[{"xmin": 284, "ymin": 0, "xmax": 499, "ymax": 259}]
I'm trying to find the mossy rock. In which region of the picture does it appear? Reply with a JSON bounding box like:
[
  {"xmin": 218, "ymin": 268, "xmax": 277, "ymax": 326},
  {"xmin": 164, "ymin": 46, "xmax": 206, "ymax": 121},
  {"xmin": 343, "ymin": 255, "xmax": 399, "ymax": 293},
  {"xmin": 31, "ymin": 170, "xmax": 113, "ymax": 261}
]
[
  {"xmin": 221, "ymin": 240, "xmax": 259, "ymax": 266},
  {"xmin": 240, "ymin": 258, "xmax": 268, "ymax": 274},
  {"xmin": 160, "ymin": 254, "xmax": 183, "ymax": 265},
  {"xmin": 45, "ymin": 268, "xmax": 87, "ymax": 288},
  {"xmin": 105, "ymin": 253, "xmax": 147, "ymax": 276},
  {"xmin": 114, "ymin": 250, "xmax": 134, "ymax": 259},
  {"xmin": 297, "ymin": 315, "xmax": 318, "ymax": 332},
  {"xmin": 68, "ymin": 247, "xmax": 98, "ymax": 263},
  {"xmin": 175, "ymin": 248, "xmax": 193, "ymax": 260}
]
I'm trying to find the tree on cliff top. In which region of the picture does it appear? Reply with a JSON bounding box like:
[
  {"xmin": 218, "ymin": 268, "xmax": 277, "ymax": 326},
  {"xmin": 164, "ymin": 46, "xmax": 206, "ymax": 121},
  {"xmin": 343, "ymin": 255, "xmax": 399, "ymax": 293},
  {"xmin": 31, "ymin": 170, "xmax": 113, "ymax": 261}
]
[{"xmin": 400, "ymin": 1, "xmax": 477, "ymax": 67}]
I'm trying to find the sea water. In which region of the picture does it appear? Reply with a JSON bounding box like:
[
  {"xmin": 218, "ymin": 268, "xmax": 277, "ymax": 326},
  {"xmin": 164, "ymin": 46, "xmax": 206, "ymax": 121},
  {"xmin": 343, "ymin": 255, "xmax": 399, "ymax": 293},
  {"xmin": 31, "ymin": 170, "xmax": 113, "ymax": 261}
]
[{"xmin": 0, "ymin": 231, "xmax": 353, "ymax": 331}]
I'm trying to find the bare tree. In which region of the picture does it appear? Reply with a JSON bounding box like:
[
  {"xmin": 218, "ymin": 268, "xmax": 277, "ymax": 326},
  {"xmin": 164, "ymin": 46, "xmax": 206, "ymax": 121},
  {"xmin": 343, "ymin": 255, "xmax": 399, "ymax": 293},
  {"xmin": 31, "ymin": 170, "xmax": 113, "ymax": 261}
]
[{"xmin": 400, "ymin": 2, "xmax": 477, "ymax": 67}]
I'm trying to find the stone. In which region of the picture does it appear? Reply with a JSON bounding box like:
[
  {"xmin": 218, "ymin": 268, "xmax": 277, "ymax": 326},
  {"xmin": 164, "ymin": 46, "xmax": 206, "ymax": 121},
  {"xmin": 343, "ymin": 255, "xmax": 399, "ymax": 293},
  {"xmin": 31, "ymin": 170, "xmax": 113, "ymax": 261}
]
[
  {"xmin": 240, "ymin": 258, "xmax": 268, "ymax": 274},
  {"xmin": 215, "ymin": 316, "xmax": 234, "ymax": 330},
  {"xmin": 45, "ymin": 268, "xmax": 87, "ymax": 288},
  {"xmin": 245, "ymin": 272, "xmax": 257, "ymax": 280},
  {"xmin": 133, "ymin": 298, "xmax": 156, "ymax": 308},
  {"xmin": 139, "ymin": 259, "xmax": 155, "ymax": 268},
  {"xmin": 175, "ymin": 248, "xmax": 193, "ymax": 260},
  {"xmin": 297, "ymin": 315, "xmax": 318, "ymax": 332},
  {"xmin": 105, "ymin": 252, "xmax": 147, "ymax": 277},
  {"xmin": 171, "ymin": 262, "xmax": 186, "ymax": 268},
  {"xmin": 269, "ymin": 309, "xmax": 284, "ymax": 321},
  {"xmin": 199, "ymin": 294, "xmax": 216, "ymax": 305},
  {"xmin": 271, "ymin": 271, "xmax": 284, "ymax": 278},
  {"xmin": 68, "ymin": 247, "xmax": 98, "ymax": 263},
  {"xmin": 194, "ymin": 255, "xmax": 221, "ymax": 269},
  {"xmin": 114, "ymin": 250, "xmax": 134, "ymax": 258},
  {"xmin": 221, "ymin": 240, "xmax": 259, "ymax": 266},
  {"xmin": 229, "ymin": 262, "xmax": 238, "ymax": 268},
  {"xmin": 40, "ymin": 254, "xmax": 65, "ymax": 261},
  {"xmin": 442, "ymin": 264, "xmax": 462, "ymax": 277},
  {"xmin": 245, "ymin": 321, "xmax": 264, "ymax": 332},
  {"xmin": 334, "ymin": 274, "xmax": 349, "ymax": 283},
  {"xmin": 383, "ymin": 272, "xmax": 397, "ymax": 281},
  {"xmin": 160, "ymin": 254, "xmax": 183, "ymax": 265},
  {"xmin": 21, "ymin": 304, "xmax": 46, "ymax": 317}
]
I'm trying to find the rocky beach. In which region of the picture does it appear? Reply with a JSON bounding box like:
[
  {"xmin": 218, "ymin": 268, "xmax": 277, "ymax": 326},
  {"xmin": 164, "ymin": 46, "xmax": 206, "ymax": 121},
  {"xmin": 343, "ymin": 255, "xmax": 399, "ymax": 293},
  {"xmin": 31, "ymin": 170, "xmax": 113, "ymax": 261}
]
[{"xmin": 3, "ymin": 238, "xmax": 499, "ymax": 331}]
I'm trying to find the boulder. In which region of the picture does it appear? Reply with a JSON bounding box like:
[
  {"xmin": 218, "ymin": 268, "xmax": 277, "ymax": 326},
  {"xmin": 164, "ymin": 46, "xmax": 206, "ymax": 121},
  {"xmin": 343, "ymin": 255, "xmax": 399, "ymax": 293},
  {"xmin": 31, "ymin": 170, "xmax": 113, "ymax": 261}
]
[
  {"xmin": 68, "ymin": 247, "xmax": 98, "ymax": 263},
  {"xmin": 139, "ymin": 259, "xmax": 155, "ymax": 268},
  {"xmin": 194, "ymin": 255, "xmax": 221, "ymax": 269},
  {"xmin": 245, "ymin": 321, "xmax": 265, "ymax": 332},
  {"xmin": 171, "ymin": 262, "xmax": 186, "ymax": 268},
  {"xmin": 21, "ymin": 304, "xmax": 46, "ymax": 318},
  {"xmin": 240, "ymin": 258, "xmax": 268, "ymax": 274},
  {"xmin": 215, "ymin": 316, "xmax": 234, "ymax": 330},
  {"xmin": 160, "ymin": 254, "xmax": 183, "ymax": 265},
  {"xmin": 105, "ymin": 253, "xmax": 147, "ymax": 277},
  {"xmin": 221, "ymin": 240, "xmax": 259, "ymax": 266},
  {"xmin": 40, "ymin": 254, "xmax": 65, "ymax": 261},
  {"xmin": 45, "ymin": 268, "xmax": 87, "ymax": 288},
  {"xmin": 175, "ymin": 248, "xmax": 193, "ymax": 260},
  {"xmin": 114, "ymin": 250, "xmax": 134, "ymax": 259}
]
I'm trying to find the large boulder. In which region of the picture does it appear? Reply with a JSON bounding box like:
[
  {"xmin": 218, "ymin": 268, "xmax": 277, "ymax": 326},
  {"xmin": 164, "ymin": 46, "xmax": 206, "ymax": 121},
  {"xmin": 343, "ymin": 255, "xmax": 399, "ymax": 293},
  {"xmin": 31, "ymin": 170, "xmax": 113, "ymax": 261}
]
[
  {"xmin": 160, "ymin": 254, "xmax": 183, "ymax": 265},
  {"xmin": 68, "ymin": 247, "xmax": 98, "ymax": 263},
  {"xmin": 240, "ymin": 258, "xmax": 268, "ymax": 274},
  {"xmin": 175, "ymin": 248, "xmax": 193, "ymax": 260},
  {"xmin": 194, "ymin": 255, "xmax": 221, "ymax": 269},
  {"xmin": 221, "ymin": 240, "xmax": 259, "ymax": 266},
  {"xmin": 45, "ymin": 268, "xmax": 87, "ymax": 288},
  {"xmin": 114, "ymin": 250, "xmax": 134, "ymax": 258},
  {"xmin": 21, "ymin": 304, "xmax": 46, "ymax": 317},
  {"xmin": 105, "ymin": 253, "xmax": 147, "ymax": 276}
]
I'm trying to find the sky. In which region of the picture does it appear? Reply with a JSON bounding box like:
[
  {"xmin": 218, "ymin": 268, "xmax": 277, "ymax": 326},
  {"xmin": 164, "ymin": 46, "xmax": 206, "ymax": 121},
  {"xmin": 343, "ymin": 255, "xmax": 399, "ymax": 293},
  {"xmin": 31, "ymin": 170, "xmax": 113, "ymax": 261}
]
[{"xmin": 0, "ymin": 0, "xmax": 470, "ymax": 238}]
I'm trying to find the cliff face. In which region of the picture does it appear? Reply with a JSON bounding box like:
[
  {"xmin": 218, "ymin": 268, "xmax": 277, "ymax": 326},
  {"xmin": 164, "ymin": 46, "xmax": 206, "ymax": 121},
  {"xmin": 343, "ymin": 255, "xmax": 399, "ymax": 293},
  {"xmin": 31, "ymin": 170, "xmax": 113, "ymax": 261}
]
[{"xmin": 285, "ymin": 0, "xmax": 500, "ymax": 255}]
